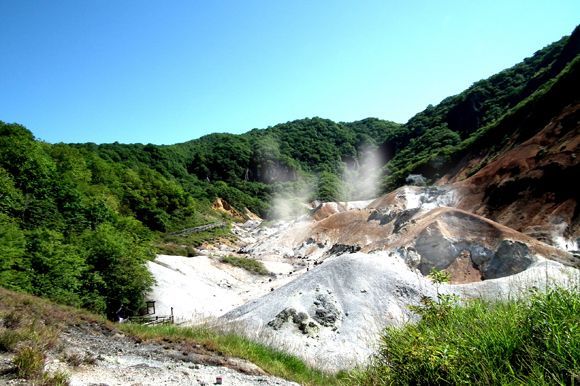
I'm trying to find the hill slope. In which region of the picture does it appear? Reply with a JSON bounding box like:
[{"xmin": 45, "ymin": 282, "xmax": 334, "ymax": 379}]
[{"xmin": 0, "ymin": 287, "xmax": 305, "ymax": 385}]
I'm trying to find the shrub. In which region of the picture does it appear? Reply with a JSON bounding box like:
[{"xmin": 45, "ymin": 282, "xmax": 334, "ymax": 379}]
[
  {"xmin": 13, "ymin": 345, "xmax": 45, "ymax": 379},
  {"xmin": 355, "ymin": 286, "xmax": 580, "ymax": 385},
  {"xmin": 3, "ymin": 310, "xmax": 23, "ymax": 329},
  {"xmin": 220, "ymin": 256, "xmax": 270, "ymax": 275}
]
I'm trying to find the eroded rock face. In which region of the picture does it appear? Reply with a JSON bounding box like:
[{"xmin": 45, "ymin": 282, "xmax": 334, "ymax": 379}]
[
  {"xmin": 267, "ymin": 308, "xmax": 319, "ymax": 336},
  {"xmin": 483, "ymin": 240, "xmax": 534, "ymax": 279},
  {"xmin": 367, "ymin": 209, "xmax": 396, "ymax": 225},
  {"xmin": 324, "ymin": 244, "xmax": 361, "ymax": 257},
  {"xmin": 266, "ymin": 293, "xmax": 342, "ymax": 336},
  {"xmin": 223, "ymin": 252, "xmax": 435, "ymax": 371},
  {"xmin": 221, "ymin": 251, "xmax": 578, "ymax": 371},
  {"xmin": 449, "ymin": 103, "xmax": 580, "ymax": 251},
  {"xmin": 413, "ymin": 215, "xmax": 537, "ymax": 280},
  {"xmin": 312, "ymin": 293, "xmax": 341, "ymax": 328},
  {"xmin": 415, "ymin": 225, "xmax": 458, "ymax": 273},
  {"xmin": 414, "ymin": 225, "xmax": 498, "ymax": 278}
]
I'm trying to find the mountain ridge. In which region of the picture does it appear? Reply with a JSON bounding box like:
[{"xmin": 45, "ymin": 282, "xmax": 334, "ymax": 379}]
[{"xmin": 0, "ymin": 25, "xmax": 578, "ymax": 320}]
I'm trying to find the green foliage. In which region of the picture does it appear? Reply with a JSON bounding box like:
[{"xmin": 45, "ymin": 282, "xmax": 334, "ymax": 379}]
[
  {"xmin": 26, "ymin": 228, "xmax": 87, "ymax": 307},
  {"xmin": 81, "ymin": 221, "xmax": 155, "ymax": 318},
  {"xmin": 41, "ymin": 371, "xmax": 70, "ymax": 386},
  {"xmin": 427, "ymin": 268, "xmax": 450, "ymax": 285},
  {"xmin": 0, "ymin": 167, "xmax": 24, "ymax": 216},
  {"xmin": 408, "ymin": 293, "xmax": 460, "ymax": 324},
  {"xmin": 317, "ymin": 171, "xmax": 344, "ymax": 202},
  {"xmin": 0, "ymin": 214, "xmax": 30, "ymax": 291},
  {"xmin": 0, "ymin": 122, "xmax": 158, "ymax": 319},
  {"xmin": 170, "ymin": 116, "xmax": 402, "ymax": 210},
  {"xmin": 220, "ymin": 255, "xmax": 270, "ymax": 275},
  {"xmin": 522, "ymin": 287, "xmax": 580, "ymax": 383},
  {"xmin": 157, "ymin": 224, "xmax": 232, "ymax": 255},
  {"xmin": 355, "ymin": 286, "xmax": 580, "ymax": 385},
  {"xmin": 409, "ymin": 269, "xmax": 458, "ymax": 323}
]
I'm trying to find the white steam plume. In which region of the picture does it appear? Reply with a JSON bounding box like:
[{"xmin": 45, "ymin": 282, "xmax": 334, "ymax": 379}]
[
  {"xmin": 268, "ymin": 177, "xmax": 315, "ymax": 220},
  {"xmin": 342, "ymin": 146, "xmax": 383, "ymax": 201}
]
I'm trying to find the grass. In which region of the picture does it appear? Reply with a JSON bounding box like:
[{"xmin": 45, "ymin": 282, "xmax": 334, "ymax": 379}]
[
  {"xmin": 220, "ymin": 255, "xmax": 270, "ymax": 275},
  {"xmin": 120, "ymin": 323, "xmax": 348, "ymax": 386},
  {"xmin": 352, "ymin": 286, "xmax": 580, "ymax": 385},
  {"xmin": 13, "ymin": 345, "xmax": 45, "ymax": 379},
  {"xmin": 156, "ymin": 225, "xmax": 234, "ymax": 256},
  {"xmin": 0, "ymin": 329, "xmax": 26, "ymax": 352},
  {"xmin": 155, "ymin": 242, "xmax": 199, "ymax": 257}
]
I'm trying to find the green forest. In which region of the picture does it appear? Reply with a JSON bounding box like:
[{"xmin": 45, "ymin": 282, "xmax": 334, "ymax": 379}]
[{"xmin": 0, "ymin": 26, "xmax": 578, "ymax": 319}]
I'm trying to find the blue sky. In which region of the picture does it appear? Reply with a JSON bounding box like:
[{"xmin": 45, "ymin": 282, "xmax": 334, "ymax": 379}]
[{"xmin": 0, "ymin": 1, "xmax": 578, "ymax": 144}]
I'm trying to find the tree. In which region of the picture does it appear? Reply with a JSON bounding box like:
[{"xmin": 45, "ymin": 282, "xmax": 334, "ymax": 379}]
[
  {"xmin": 26, "ymin": 228, "xmax": 87, "ymax": 307},
  {"xmin": 0, "ymin": 214, "xmax": 30, "ymax": 291},
  {"xmin": 317, "ymin": 172, "xmax": 343, "ymax": 202},
  {"xmin": 81, "ymin": 221, "xmax": 154, "ymax": 318}
]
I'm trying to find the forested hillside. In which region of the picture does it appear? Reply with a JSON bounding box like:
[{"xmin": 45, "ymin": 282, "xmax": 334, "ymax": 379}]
[
  {"xmin": 381, "ymin": 25, "xmax": 579, "ymax": 189},
  {"xmin": 0, "ymin": 117, "xmax": 399, "ymax": 317},
  {"xmin": 0, "ymin": 26, "xmax": 577, "ymax": 319},
  {"xmin": 74, "ymin": 117, "xmax": 401, "ymax": 214}
]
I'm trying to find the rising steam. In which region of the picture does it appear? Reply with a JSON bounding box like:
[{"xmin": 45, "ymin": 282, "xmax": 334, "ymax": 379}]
[
  {"xmin": 266, "ymin": 144, "xmax": 384, "ymax": 220},
  {"xmin": 268, "ymin": 177, "xmax": 315, "ymax": 220},
  {"xmin": 342, "ymin": 146, "xmax": 383, "ymax": 201}
]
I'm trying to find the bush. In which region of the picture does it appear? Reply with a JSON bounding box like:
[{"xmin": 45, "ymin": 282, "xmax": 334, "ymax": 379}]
[
  {"xmin": 220, "ymin": 256, "xmax": 270, "ymax": 276},
  {"xmin": 13, "ymin": 345, "xmax": 45, "ymax": 379},
  {"xmin": 356, "ymin": 286, "xmax": 580, "ymax": 385},
  {"xmin": 41, "ymin": 371, "xmax": 70, "ymax": 386}
]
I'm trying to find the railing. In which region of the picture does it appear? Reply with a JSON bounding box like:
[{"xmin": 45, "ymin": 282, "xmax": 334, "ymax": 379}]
[
  {"xmin": 168, "ymin": 222, "xmax": 226, "ymax": 236},
  {"xmin": 126, "ymin": 306, "xmax": 174, "ymax": 325},
  {"xmin": 127, "ymin": 314, "xmax": 174, "ymax": 325}
]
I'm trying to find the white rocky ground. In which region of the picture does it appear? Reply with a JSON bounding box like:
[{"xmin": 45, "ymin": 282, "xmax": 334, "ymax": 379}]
[
  {"xmin": 147, "ymin": 185, "xmax": 579, "ymax": 371},
  {"xmin": 148, "ymin": 254, "xmax": 296, "ymax": 322},
  {"xmin": 41, "ymin": 324, "xmax": 298, "ymax": 386}
]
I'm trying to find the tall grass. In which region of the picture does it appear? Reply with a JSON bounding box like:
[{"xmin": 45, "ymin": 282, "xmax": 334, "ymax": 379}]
[{"xmin": 353, "ymin": 286, "xmax": 580, "ymax": 385}]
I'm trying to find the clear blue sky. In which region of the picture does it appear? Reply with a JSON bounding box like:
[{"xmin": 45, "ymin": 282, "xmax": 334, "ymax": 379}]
[{"xmin": 0, "ymin": 1, "xmax": 578, "ymax": 144}]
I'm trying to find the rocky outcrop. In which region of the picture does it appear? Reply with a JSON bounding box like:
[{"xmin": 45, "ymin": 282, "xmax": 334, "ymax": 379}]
[
  {"xmin": 312, "ymin": 293, "xmax": 341, "ymax": 328},
  {"xmin": 213, "ymin": 197, "xmax": 262, "ymax": 221},
  {"xmin": 394, "ymin": 207, "xmax": 574, "ymax": 281},
  {"xmin": 267, "ymin": 308, "xmax": 319, "ymax": 336},
  {"xmin": 152, "ymin": 177, "xmax": 579, "ymax": 371},
  {"xmin": 222, "ymin": 252, "xmax": 436, "ymax": 371},
  {"xmin": 310, "ymin": 200, "xmax": 372, "ymax": 221}
]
